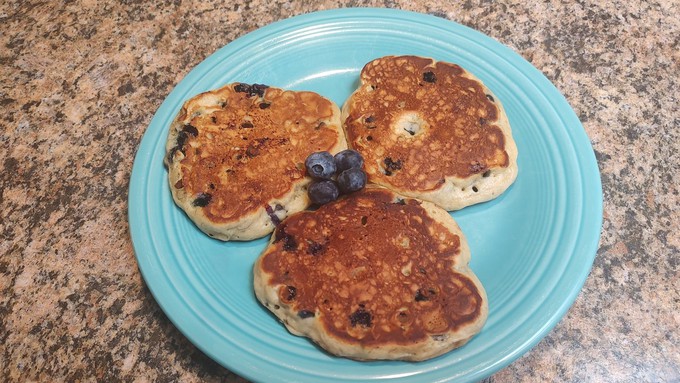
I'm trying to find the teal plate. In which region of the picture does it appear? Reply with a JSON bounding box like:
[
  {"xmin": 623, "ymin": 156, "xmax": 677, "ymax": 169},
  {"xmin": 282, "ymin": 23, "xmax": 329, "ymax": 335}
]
[{"xmin": 129, "ymin": 8, "xmax": 602, "ymax": 383}]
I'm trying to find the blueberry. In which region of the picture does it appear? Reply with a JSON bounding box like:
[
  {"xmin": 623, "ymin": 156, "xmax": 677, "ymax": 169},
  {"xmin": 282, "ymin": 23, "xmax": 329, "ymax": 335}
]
[
  {"xmin": 192, "ymin": 193, "xmax": 212, "ymax": 207},
  {"xmin": 423, "ymin": 71, "xmax": 436, "ymax": 83},
  {"xmin": 337, "ymin": 168, "xmax": 367, "ymax": 194},
  {"xmin": 298, "ymin": 310, "xmax": 315, "ymax": 318},
  {"xmin": 308, "ymin": 180, "xmax": 339, "ymax": 205},
  {"xmin": 349, "ymin": 307, "xmax": 372, "ymax": 327},
  {"xmin": 305, "ymin": 151, "xmax": 336, "ymax": 179},
  {"xmin": 334, "ymin": 149, "xmax": 364, "ymax": 172}
]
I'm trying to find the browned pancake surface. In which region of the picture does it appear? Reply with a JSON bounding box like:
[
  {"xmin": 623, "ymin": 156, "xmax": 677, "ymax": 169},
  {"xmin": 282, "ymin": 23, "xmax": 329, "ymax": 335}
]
[
  {"xmin": 168, "ymin": 83, "xmax": 342, "ymax": 224},
  {"xmin": 259, "ymin": 188, "xmax": 484, "ymax": 346},
  {"xmin": 344, "ymin": 55, "xmax": 510, "ymax": 191}
]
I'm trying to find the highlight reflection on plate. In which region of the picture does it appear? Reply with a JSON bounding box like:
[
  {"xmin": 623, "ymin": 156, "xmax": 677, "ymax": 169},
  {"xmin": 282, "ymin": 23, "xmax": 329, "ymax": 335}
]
[{"xmin": 129, "ymin": 8, "xmax": 602, "ymax": 383}]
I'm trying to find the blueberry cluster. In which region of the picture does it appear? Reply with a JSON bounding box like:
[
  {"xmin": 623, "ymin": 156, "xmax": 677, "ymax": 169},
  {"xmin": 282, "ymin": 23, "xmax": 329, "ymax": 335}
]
[{"xmin": 305, "ymin": 149, "xmax": 367, "ymax": 205}]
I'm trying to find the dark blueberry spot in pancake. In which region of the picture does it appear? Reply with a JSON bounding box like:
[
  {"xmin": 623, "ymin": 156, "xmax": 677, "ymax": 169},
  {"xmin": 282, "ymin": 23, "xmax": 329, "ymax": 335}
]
[
  {"xmin": 384, "ymin": 157, "xmax": 403, "ymax": 176},
  {"xmin": 370, "ymin": 84, "xmax": 377, "ymax": 90},
  {"xmin": 469, "ymin": 162, "xmax": 486, "ymax": 174},
  {"xmin": 349, "ymin": 308, "xmax": 372, "ymax": 327},
  {"xmin": 274, "ymin": 224, "xmax": 287, "ymax": 242},
  {"xmin": 259, "ymin": 102, "xmax": 270, "ymax": 109},
  {"xmin": 307, "ymin": 241, "xmax": 324, "ymax": 255},
  {"xmin": 423, "ymin": 71, "xmax": 437, "ymax": 83},
  {"xmin": 472, "ymin": 186, "xmax": 479, "ymax": 192},
  {"xmin": 361, "ymin": 216, "xmax": 368, "ymax": 226},
  {"xmin": 394, "ymin": 198, "xmax": 406, "ymax": 205},
  {"xmin": 362, "ymin": 115, "xmax": 377, "ymax": 130},
  {"xmin": 282, "ymin": 234, "xmax": 298, "ymax": 251},
  {"xmin": 265, "ymin": 204, "xmax": 282, "ymax": 226},
  {"xmin": 479, "ymin": 117, "xmax": 487, "ymax": 125},
  {"xmin": 192, "ymin": 193, "xmax": 212, "ymax": 207},
  {"xmin": 167, "ymin": 146, "xmax": 179, "ymax": 163},
  {"xmin": 174, "ymin": 179, "xmax": 183, "ymax": 189},
  {"xmin": 366, "ymin": 135, "xmax": 373, "ymax": 141},
  {"xmin": 298, "ymin": 310, "xmax": 315, "ymax": 318},
  {"xmin": 275, "ymin": 204, "xmax": 284, "ymax": 211},
  {"xmin": 486, "ymin": 94, "xmax": 495, "ymax": 102},
  {"xmin": 482, "ymin": 170, "xmax": 491, "ymax": 177},
  {"xmin": 241, "ymin": 121, "xmax": 254, "ymax": 129},
  {"xmin": 315, "ymin": 121, "xmax": 326, "ymax": 130},
  {"xmin": 211, "ymin": 116, "xmax": 217, "ymax": 124},
  {"xmin": 234, "ymin": 83, "xmax": 269, "ymax": 97},
  {"xmin": 176, "ymin": 130, "xmax": 189, "ymax": 148},
  {"xmin": 418, "ymin": 267, "xmax": 427, "ymax": 274},
  {"xmin": 209, "ymin": 183, "xmax": 215, "ymax": 190},
  {"xmin": 183, "ymin": 124, "xmax": 198, "ymax": 136},
  {"xmin": 251, "ymin": 84, "xmax": 268, "ymax": 97},
  {"xmin": 283, "ymin": 286, "xmax": 297, "ymax": 301},
  {"xmin": 274, "ymin": 225, "xmax": 298, "ymax": 251},
  {"xmin": 415, "ymin": 288, "xmax": 437, "ymax": 302}
]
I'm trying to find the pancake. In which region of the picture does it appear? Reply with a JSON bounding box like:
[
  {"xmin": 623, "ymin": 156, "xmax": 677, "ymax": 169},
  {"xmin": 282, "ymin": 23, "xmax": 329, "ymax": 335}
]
[
  {"xmin": 253, "ymin": 187, "xmax": 488, "ymax": 361},
  {"xmin": 341, "ymin": 55, "xmax": 518, "ymax": 210},
  {"xmin": 165, "ymin": 83, "xmax": 347, "ymax": 241}
]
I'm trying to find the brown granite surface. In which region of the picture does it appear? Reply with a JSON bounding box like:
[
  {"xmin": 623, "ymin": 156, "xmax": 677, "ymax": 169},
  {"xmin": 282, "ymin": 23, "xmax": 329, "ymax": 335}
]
[{"xmin": 1, "ymin": 0, "xmax": 678, "ymax": 382}]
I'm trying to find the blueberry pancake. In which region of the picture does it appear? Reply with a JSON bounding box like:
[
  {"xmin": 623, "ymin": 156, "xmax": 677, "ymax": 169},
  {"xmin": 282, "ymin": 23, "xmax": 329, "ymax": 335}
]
[
  {"xmin": 165, "ymin": 83, "xmax": 347, "ymax": 241},
  {"xmin": 253, "ymin": 187, "xmax": 488, "ymax": 361},
  {"xmin": 341, "ymin": 55, "xmax": 518, "ymax": 210}
]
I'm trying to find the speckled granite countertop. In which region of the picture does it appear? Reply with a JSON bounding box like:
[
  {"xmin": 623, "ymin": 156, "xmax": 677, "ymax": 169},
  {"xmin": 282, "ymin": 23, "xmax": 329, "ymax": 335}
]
[{"xmin": 1, "ymin": 0, "xmax": 678, "ymax": 381}]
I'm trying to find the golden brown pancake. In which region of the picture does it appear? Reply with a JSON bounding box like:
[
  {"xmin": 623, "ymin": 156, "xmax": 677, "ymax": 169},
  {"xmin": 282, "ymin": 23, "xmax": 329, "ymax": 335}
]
[
  {"xmin": 341, "ymin": 55, "xmax": 518, "ymax": 210},
  {"xmin": 253, "ymin": 187, "xmax": 488, "ymax": 361},
  {"xmin": 165, "ymin": 83, "xmax": 347, "ymax": 240}
]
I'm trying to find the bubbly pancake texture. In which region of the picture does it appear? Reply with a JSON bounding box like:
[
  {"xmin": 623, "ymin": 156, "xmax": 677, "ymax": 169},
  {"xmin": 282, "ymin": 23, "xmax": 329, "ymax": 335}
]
[
  {"xmin": 165, "ymin": 83, "xmax": 347, "ymax": 241},
  {"xmin": 342, "ymin": 55, "xmax": 518, "ymax": 210},
  {"xmin": 253, "ymin": 188, "xmax": 488, "ymax": 361}
]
